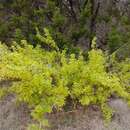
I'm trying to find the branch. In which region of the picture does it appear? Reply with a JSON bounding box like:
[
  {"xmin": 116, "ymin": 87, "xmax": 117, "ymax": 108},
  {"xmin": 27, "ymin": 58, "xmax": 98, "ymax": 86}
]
[
  {"xmin": 67, "ymin": 0, "xmax": 77, "ymax": 21},
  {"xmin": 82, "ymin": 0, "xmax": 88, "ymax": 10},
  {"xmin": 89, "ymin": 1, "xmax": 100, "ymax": 48}
]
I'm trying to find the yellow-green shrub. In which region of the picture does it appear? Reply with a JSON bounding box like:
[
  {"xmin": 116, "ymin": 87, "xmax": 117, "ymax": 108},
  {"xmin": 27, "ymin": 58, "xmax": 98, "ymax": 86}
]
[
  {"xmin": 0, "ymin": 40, "xmax": 69, "ymax": 128},
  {"xmin": 59, "ymin": 43, "xmax": 129, "ymax": 121},
  {"xmin": 0, "ymin": 33, "xmax": 130, "ymax": 129},
  {"xmin": 111, "ymin": 57, "xmax": 130, "ymax": 93}
]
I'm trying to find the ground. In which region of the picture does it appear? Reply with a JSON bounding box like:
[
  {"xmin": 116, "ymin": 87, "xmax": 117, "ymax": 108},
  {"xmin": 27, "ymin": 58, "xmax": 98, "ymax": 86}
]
[{"xmin": 0, "ymin": 95, "xmax": 130, "ymax": 130}]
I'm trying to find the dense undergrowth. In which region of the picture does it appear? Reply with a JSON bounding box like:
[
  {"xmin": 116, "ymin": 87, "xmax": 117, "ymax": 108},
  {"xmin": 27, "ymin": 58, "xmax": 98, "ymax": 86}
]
[
  {"xmin": 0, "ymin": 29, "xmax": 130, "ymax": 130},
  {"xmin": 1, "ymin": 0, "xmax": 130, "ymax": 54}
]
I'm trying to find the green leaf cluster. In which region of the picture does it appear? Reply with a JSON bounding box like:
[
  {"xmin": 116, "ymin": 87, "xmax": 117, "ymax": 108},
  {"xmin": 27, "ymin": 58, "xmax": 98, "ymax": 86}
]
[
  {"xmin": 111, "ymin": 58, "xmax": 130, "ymax": 93},
  {"xmin": 0, "ymin": 35, "xmax": 130, "ymax": 129}
]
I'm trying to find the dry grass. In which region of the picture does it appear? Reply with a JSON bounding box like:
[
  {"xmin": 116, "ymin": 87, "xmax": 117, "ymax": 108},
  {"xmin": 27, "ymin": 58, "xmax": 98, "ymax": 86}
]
[{"xmin": 0, "ymin": 95, "xmax": 130, "ymax": 130}]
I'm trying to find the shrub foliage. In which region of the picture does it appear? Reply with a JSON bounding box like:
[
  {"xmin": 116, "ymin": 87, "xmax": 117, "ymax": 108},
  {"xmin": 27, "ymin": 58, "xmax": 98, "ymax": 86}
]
[{"xmin": 0, "ymin": 31, "xmax": 130, "ymax": 129}]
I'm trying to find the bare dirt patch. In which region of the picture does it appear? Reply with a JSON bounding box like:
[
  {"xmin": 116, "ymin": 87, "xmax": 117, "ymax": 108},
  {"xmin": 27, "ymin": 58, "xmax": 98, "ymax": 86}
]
[
  {"xmin": 0, "ymin": 96, "xmax": 130, "ymax": 130},
  {"xmin": 0, "ymin": 95, "xmax": 31, "ymax": 130},
  {"xmin": 47, "ymin": 99, "xmax": 130, "ymax": 130}
]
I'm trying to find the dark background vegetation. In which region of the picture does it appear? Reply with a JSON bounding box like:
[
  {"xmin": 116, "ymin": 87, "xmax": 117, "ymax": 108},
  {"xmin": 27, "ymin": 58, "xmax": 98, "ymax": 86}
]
[{"xmin": 0, "ymin": 0, "xmax": 130, "ymax": 56}]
